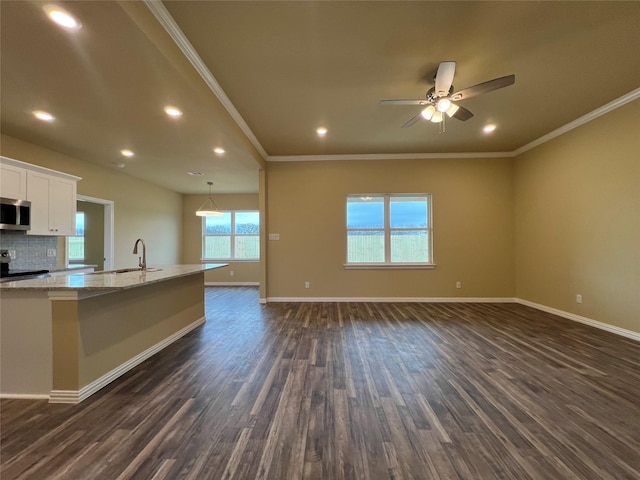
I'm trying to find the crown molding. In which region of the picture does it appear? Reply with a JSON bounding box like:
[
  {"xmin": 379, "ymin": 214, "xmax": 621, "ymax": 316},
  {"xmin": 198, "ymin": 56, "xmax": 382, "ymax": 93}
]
[
  {"xmin": 512, "ymin": 87, "xmax": 640, "ymax": 157},
  {"xmin": 268, "ymin": 151, "xmax": 514, "ymax": 162},
  {"xmin": 143, "ymin": 0, "xmax": 268, "ymax": 161}
]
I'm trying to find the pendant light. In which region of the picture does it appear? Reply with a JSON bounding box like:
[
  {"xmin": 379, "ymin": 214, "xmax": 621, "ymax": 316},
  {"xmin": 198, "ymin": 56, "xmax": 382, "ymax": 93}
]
[{"xmin": 196, "ymin": 181, "xmax": 223, "ymax": 216}]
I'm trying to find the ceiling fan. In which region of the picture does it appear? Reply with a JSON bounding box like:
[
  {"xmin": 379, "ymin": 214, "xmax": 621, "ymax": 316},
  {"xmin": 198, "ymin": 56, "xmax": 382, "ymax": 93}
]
[{"xmin": 380, "ymin": 61, "xmax": 515, "ymax": 129}]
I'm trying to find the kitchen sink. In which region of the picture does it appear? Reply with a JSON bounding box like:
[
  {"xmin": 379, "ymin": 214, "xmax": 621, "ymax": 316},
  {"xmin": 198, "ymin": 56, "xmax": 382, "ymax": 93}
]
[{"xmin": 89, "ymin": 267, "xmax": 162, "ymax": 275}]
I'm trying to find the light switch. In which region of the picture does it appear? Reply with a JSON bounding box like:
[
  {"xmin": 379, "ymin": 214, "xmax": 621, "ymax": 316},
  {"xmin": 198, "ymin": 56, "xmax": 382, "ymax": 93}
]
[{"xmin": 268, "ymin": 233, "xmax": 280, "ymax": 241}]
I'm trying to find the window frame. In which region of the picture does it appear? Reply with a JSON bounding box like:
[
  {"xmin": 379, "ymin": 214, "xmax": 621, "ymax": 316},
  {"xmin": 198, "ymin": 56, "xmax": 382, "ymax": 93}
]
[
  {"xmin": 344, "ymin": 193, "xmax": 435, "ymax": 269},
  {"xmin": 201, "ymin": 210, "xmax": 260, "ymax": 262}
]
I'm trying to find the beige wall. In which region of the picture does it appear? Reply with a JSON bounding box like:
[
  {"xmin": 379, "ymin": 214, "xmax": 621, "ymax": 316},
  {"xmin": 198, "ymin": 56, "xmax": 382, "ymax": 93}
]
[
  {"xmin": 265, "ymin": 158, "xmax": 515, "ymax": 299},
  {"xmin": 1, "ymin": 135, "xmax": 183, "ymax": 268},
  {"xmin": 514, "ymin": 100, "xmax": 640, "ymax": 334},
  {"xmin": 182, "ymin": 193, "xmax": 260, "ymax": 283},
  {"xmin": 76, "ymin": 200, "xmax": 105, "ymax": 270}
]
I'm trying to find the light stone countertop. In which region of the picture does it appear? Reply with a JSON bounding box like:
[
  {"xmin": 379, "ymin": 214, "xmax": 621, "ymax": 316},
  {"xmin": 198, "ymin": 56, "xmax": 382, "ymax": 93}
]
[
  {"xmin": 0, "ymin": 264, "xmax": 227, "ymax": 291},
  {"xmin": 52, "ymin": 264, "xmax": 97, "ymax": 273}
]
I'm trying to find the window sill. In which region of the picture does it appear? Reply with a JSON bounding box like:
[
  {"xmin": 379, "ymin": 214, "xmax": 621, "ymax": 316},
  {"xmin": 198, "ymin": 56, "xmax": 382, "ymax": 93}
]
[
  {"xmin": 344, "ymin": 263, "xmax": 436, "ymax": 270},
  {"xmin": 201, "ymin": 259, "xmax": 260, "ymax": 263}
]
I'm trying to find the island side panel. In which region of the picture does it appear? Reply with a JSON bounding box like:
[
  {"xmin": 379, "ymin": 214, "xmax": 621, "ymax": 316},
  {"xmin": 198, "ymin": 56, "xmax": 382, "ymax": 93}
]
[
  {"xmin": 0, "ymin": 291, "xmax": 53, "ymax": 397},
  {"xmin": 74, "ymin": 272, "xmax": 205, "ymax": 391}
]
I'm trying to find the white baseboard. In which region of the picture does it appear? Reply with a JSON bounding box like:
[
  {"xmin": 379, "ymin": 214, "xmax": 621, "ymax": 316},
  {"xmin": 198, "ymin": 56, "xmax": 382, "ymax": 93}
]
[
  {"xmin": 515, "ymin": 298, "xmax": 640, "ymax": 342},
  {"xmin": 48, "ymin": 316, "xmax": 206, "ymax": 404},
  {"xmin": 0, "ymin": 393, "xmax": 50, "ymax": 401},
  {"xmin": 205, "ymin": 282, "xmax": 260, "ymax": 286},
  {"xmin": 266, "ymin": 296, "xmax": 516, "ymax": 303}
]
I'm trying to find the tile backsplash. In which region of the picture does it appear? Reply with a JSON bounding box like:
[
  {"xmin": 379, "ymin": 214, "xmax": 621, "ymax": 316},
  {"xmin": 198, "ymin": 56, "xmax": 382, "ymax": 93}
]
[{"xmin": 0, "ymin": 232, "xmax": 59, "ymax": 270}]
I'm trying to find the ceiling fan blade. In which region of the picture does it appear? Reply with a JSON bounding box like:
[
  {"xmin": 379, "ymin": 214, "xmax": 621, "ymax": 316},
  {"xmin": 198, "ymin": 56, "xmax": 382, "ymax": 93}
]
[
  {"xmin": 380, "ymin": 99, "xmax": 429, "ymax": 106},
  {"xmin": 452, "ymin": 105, "xmax": 473, "ymax": 121},
  {"xmin": 401, "ymin": 112, "xmax": 423, "ymax": 128},
  {"xmin": 451, "ymin": 74, "xmax": 515, "ymax": 101},
  {"xmin": 435, "ymin": 61, "xmax": 456, "ymax": 97}
]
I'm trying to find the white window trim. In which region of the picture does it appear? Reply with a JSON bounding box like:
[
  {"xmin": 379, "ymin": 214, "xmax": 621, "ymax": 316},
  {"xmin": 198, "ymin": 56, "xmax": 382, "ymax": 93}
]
[
  {"xmin": 344, "ymin": 263, "xmax": 436, "ymax": 270},
  {"xmin": 345, "ymin": 193, "xmax": 435, "ymax": 269},
  {"xmin": 67, "ymin": 211, "xmax": 85, "ymax": 263},
  {"xmin": 202, "ymin": 210, "xmax": 260, "ymax": 261}
]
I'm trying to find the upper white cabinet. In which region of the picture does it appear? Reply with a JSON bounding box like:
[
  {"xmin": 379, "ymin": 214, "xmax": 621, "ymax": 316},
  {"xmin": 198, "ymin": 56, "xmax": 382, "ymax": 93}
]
[
  {"xmin": 0, "ymin": 162, "xmax": 27, "ymax": 200},
  {"xmin": 1, "ymin": 156, "xmax": 81, "ymax": 236},
  {"xmin": 27, "ymin": 171, "xmax": 77, "ymax": 236}
]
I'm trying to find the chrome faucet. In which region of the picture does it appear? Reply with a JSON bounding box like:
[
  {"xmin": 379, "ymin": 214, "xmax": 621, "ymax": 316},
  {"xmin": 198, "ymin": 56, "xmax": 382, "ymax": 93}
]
[{"xmin": 133, "ymin": 238, "xmax": 147, "ymax": 271}]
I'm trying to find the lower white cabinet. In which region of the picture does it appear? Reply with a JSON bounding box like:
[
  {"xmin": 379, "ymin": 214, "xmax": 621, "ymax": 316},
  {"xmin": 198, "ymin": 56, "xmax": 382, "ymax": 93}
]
[{"xmin": 27, "ymin": 171, "xmax": 77, "ymax": 236}]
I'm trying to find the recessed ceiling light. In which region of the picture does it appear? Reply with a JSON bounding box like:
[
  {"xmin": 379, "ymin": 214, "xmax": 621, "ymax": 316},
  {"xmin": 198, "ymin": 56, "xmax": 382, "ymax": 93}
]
[
  {"xmin": 483, "ymin": 124, "xmax": 497, "ymax": 134},
  {"xmin": 44, "ymin": 5, "xmax": 81, "ymax": 30},
  {"xmin": 213, "ymin": 147, "xmax": 225, "ymax": 155},
  {"xmin": 164, "ymin": 106, "xmax": 183, "ymax": 118},
  {"xmin": 316, "ymin": 127, "xmax": 328, "ymax": 137},
  {"xmin": 33, "ymin": 110, "xmax": 55, "ymax": 122},
  {"xmin": 120, "ymin": 149, "xmax": 134, "ymax": 157},
  {"xmin": 187, "ymin": 171, "xmax": 204, "ymax": 176}
]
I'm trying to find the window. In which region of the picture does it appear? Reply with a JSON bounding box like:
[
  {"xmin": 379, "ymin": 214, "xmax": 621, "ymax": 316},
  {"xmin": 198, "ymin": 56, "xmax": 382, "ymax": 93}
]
[
  {"xmin": 202, "ymin": 211, "xmax": 260, "ymax": 260},
  {"xmin": 346, "ymin": 194, "xmax": 432, "ymax": 266},
  {"xmin": 67, "ymin": 212, "xmax": 85, "ymax": 262}
]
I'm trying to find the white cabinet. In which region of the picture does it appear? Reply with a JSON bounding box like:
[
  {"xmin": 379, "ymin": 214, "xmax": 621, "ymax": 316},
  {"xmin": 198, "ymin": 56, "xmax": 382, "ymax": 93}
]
[
  {"xmin": 0, "ymin": 163, "xmax": 27, "ymax": 199},
  {"xmin": 1, "ymin": 156, "xmax": 80, "ymax": 237},
  {"xmin": 27, "ymin": 171, "xmax": 77, "ymax": 236}
]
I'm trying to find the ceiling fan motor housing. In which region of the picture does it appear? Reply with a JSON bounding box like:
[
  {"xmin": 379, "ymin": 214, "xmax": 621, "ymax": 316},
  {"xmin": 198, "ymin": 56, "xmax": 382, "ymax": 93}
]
[{"xmin": 426, "ymin": 86, "xmax": 453, "ymax": 103}]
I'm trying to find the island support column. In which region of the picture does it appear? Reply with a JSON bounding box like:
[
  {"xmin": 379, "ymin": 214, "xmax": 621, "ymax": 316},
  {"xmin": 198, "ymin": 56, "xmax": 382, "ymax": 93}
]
[{"xmin": 51, "ymin": 299, "xmax": 82, "ymax": 395}]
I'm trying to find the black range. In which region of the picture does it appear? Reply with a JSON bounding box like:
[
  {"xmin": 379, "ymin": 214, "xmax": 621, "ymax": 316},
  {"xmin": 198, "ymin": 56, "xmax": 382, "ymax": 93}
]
[
  {"xmin": 0, "ymin": 268, "xmax": 50, "ymax": 282},
  {"xmin": 0, "ymin": 249, "xmax": 50, "ymax": 282}
]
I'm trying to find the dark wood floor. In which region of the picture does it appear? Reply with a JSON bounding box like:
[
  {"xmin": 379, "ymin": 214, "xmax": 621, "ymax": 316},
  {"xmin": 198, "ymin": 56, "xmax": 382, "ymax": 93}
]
[{"xmin": 2, "ymin": 288, "xmax": 639, "ymax": 480}]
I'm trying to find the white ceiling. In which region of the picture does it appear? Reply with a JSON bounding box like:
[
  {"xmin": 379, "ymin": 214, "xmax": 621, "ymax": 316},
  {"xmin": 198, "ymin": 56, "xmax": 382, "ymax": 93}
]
[{"xmin": 1, "ymin": 1, "xmax": 639, "ymax": 194}]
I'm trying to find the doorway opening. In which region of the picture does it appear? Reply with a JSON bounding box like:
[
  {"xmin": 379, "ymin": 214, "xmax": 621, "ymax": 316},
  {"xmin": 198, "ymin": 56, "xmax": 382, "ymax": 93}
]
[{"xmin": 66, "ymin": 195, "xmax": 114, "ymax": 271}]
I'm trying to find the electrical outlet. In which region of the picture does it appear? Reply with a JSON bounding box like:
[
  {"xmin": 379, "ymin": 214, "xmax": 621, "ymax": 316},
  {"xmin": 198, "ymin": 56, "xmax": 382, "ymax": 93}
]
[
  {"xmin": 230, "ymin": 270, "xmax": 234, "ymax": 276},
  {"xmin": 456, "ymin": 281, "xmax": 462, "ymax": 289},
  {"xmin": 268, "ymin": 233, "xmax": 280, "ymax": 241},
  {"xmin": 305, "ymin": 281, "xmax": 310, "ymax": 289},
  {"xmin": 8, "ymin": 250, "xmax": 16, "ymax": 259},
  {"xmin": 47, "ymin": 249, "xmax": 57, "ymax": 257},
  {"xmin": 576, "ymin": 294, "xmax": 583, "ymax": 304}
]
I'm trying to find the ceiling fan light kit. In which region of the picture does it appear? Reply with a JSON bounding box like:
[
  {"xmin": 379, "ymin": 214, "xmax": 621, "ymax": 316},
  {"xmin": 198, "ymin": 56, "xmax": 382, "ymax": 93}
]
[
  {"xmin": 446, "ymin": 103, "xmax": 459, "ymax": 117},
  {"xmin": 431, "ymin": 111, "xmax": 444, "ymax": 124},
  {"xmin": 436, "ymin": 98, "xmax": 451, "ymax": 112},
  {"xmin": 380, "ymin": 61, "xmax": 515, "ymax": 131},
  {"xmin": 421, "ymin": 105, "xmax": 436, "ymax": 120}
]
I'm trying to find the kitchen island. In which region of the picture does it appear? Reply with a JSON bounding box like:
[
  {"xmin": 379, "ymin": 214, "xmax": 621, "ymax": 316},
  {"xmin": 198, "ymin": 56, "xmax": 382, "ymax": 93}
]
[{"xmin": 0, "ymin": 264, "xmax": 227, "ymax": 403}]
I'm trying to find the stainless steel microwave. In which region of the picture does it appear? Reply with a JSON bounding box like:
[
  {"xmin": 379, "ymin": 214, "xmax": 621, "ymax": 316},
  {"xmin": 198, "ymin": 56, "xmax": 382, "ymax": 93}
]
[{"xmin": 0, "ymin": 197, "xmax": 31, "ymax": 231}]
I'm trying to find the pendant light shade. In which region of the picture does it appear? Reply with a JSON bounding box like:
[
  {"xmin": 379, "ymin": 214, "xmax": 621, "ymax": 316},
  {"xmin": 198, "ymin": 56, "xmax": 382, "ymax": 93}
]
[{"xmin": 196, "ymin": 181, "xmax": 223, "ymax": 217}]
